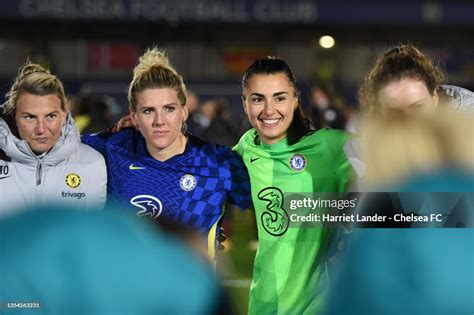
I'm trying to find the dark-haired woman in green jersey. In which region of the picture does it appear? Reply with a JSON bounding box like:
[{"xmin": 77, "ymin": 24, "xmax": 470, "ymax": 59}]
[{"xmin": 234, "ymin": 57, "xmax": 355, "ymax": 314}]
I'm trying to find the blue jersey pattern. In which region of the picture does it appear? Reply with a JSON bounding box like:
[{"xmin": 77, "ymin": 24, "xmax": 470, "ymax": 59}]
[{"xmin": 82, "ymin": 129, "xmax": 252, "ymax": 237}]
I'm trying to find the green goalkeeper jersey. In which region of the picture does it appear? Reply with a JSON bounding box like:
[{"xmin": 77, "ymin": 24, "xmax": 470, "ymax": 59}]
[{"xmin": 234, "ymin": 128, "xmax": 353, "ymax": 314}]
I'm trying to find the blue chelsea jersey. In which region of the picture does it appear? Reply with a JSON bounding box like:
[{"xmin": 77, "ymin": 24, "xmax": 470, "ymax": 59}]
[{"xmin": 82, "ymin": 129, "xmax": 252, "ymax": 254}]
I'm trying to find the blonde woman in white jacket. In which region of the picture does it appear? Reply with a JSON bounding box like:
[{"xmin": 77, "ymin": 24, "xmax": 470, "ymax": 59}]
[{"xmin": 0, "ymin": 61, "xmax": 107, "ymax": 215}]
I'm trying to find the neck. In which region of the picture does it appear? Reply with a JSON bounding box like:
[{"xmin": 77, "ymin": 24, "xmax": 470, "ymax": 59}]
[{"xmin": 146, "ymin": 133, "xmax": 187, "ymax": 162}]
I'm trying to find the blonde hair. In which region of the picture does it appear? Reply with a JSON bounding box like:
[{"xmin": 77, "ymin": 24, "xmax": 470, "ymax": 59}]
[
  {"xmin": 359, "ymin": 108, "xmax": 474, "ymax": 185},
  {"xmin": 3, "ymin": 60, "xmax": 67, "ymax": 117},
  {"xmin": 128, "ymin": 47, "xmax": 187, "ymax": 111}
]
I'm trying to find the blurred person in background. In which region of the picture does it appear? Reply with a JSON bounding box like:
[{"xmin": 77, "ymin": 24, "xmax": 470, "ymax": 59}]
[
  {"xmin": 310, "ymin": 83, "xmax": 346, "ymax": 130},
  {"xmin": 325, "ymin": 108, "xmax": 474, "ymax": 315},
  {"xmin": 344, "ymin": 43, "xmax": 474, "ymax": 179},
  {"xmin": 198, "ymin": 98, "xmax": 218, "ymax": 129},
  {"xmin": 184, "ymin": 90, "xmax": 205, "ymax": 137},
  {"xmin": 202, "ymin": 97, "xmax": 239, "ymax": 147},
  {"xmin": 82, "ymin": 47, "xmax": 252, "ymax": 261},
  {"xmin": 0, "ymin": 206, "xmax": 232, "ymax": 314},
  {"xmin": 72, "ymin": 94, "xmax": 114, "ymax": 134},
  {"xmin": 0, "ymin": 61, "xmax": 107, "ymax": 215},
  {"xmin": 360, "ymin": 44, "xmax": 474, "ymax": 115},
  {"xmin": 200, "ymin": 97, "xmax": 240, "ymax": 248},
  {"xmin": 234, "ymin": 56, "xmax": 355, "ymax": 314},
  {"xmin": 185, "ymin": 96, "xmax": 218, "ymax": 138}
]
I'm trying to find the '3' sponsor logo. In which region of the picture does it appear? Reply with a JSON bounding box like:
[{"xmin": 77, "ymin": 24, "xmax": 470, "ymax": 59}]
[{"xmin": 258, "ymin": 187, "xmax": 289, "ymax": 236}]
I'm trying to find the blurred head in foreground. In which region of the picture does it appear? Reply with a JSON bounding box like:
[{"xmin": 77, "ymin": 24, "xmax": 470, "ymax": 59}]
[
  {"xmin": 326, "ymin": 109, "xmax": 474, "ymax": 315},
  {"xmin": 0, "ymin": 207, "xmax": 229, "ymax": 314},
  {"xmin": 359, "ymin": 107, "xmax": 474, "ymax": 186}
]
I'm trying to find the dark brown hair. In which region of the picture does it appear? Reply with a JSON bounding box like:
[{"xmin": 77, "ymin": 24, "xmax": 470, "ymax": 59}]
[
  {"xmin": 360, "ymin": 44, "xmax": 445, "ymax": 114},
  {"xmin": 242, "ymin": 56, "xmax": 312, "ymax": 141}
]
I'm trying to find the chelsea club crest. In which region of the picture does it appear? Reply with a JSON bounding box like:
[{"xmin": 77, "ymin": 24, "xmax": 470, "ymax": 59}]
[
  {"xmin": 65, "ymin": 173, "xmax": 81, "ymax": 188},
  {"xmin": 289, "ymin": 154, "xmax": 306, "ymax": 172},
  {"xmin": 180, "ymin": 174, "xmax": 197, "ymax": 191}
]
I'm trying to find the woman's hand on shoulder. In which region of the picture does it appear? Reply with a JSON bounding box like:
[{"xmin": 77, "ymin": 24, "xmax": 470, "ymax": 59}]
[{"xmin": 110, "ymin": 114, "xmax": 135, "ymax": 132}]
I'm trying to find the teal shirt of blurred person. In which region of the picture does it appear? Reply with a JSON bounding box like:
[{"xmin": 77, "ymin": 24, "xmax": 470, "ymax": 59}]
[
  {"xmin": 0, "ymin": 207, "xmax": 229, "ymax": 315},
  {"xmin": 0, "ymin": 61, "xmax": 107, "ymax": 214},
  {"xmin": 325, "ymin": 110, "xmax": 474, "ymax": 315}
]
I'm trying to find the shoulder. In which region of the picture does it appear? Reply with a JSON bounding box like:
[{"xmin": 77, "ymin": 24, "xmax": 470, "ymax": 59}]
[
  {"xmin": 234, "ymin": 129, "xmax": 257, "ymax": 153},
  {"xmin": 239, "ymin": 128, "xmax": 258, "ymax": 144},
  {"xmin": 187, "ymin": 134, "xmax": 244, "ymax": 168},
  {"xmin": 440, "ymin": 85, "xmax": 474, "ymax": 113},
  {"xmin": 187, "ymin": 134, "xmax": 229, "ymax": 155},
  {"xmin": 86, "ymin": 128, "xmax": 135, "ymax": 143},
  {"xmin": 313, "ymin": 127, "xmax": 351, "ymax": 139},
  {"xmin": 440, "ymin": 85, "xmax": 474, "ymax": 98},
  {"xmin": 305, "ymin": 129, "xmax": 353, "ymax": 163},
  {"xmin": 302, "ymin": 128, "xmax": 352, "ymax": 145},
  {"xmin": 188, "ymin": 134, "xmax": 235, "ymax": 157},
  {"xmin": 82, "ymin": 128, "xmax": 140, "ymax": 150},
  {"xmin": 72, "ymin": 144, "xmax": 106, "ymax": 165}
]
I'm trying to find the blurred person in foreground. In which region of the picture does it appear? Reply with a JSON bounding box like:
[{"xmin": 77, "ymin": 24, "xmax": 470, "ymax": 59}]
[
  {"xmin": 360, "ymin": 44, "xmax": 474, "ymax": 114},
  {"xmin": 0, "ymin": 61, "xmax": 107, "ymax": 215},
  {"xmin": 325, "ymin": 108, "xmax": 474, "ymax": 315},
  {"xmin": 344, "ymin": 43, "xmax": 474, "ymax": 178},
  {"xmin": 81, "ymin": 47, "xmax": 252, "ymax": 261},
  {"xmin": 0, "ymin": 206, "xmax": 230, "ymax": 314}
]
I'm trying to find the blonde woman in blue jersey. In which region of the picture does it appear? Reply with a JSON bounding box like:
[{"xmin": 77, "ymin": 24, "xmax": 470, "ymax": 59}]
[{"xmin": 82, "ymin": 47, "xmax": 252, "ymax": 260}]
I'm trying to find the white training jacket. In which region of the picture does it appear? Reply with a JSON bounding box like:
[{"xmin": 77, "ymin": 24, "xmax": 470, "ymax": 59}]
[{"xmin": 0, "ymin": 113, "xmax": 107, "ymax": 215}]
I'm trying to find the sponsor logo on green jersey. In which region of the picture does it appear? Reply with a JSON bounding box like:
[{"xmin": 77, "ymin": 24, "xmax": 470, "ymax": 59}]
[{"xmin": 258, "ymin": 187, "xmax": 289, "ymax": 236}]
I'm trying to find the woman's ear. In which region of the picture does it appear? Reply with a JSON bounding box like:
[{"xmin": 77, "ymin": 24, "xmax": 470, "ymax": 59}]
[
  {"xmin": 294, "ymin": 91, "xmax": 299, "ymax": 110},
  {"xmin": 130, "ymin": 109, "xmax": 138, "ymax": 129},
  {"xmin": 182, "ymin": 105, "xmax": 189, "ymax": 122},
  {"xmin": 242, "ymin": 96, "xmax": 248, "ymax": 115},
  {"xmin": 432, "ymin": 89, "xmax": 439, "ymax": 108}
]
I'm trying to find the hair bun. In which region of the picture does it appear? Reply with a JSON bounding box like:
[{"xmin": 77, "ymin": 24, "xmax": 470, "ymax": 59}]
[
  {"xmin": 17, "ymin": 61, "xmax": 50, "ymax": 80},
  {"xmin": 133, "ymin": 47, "xmax": 175, "ymax": 80}
]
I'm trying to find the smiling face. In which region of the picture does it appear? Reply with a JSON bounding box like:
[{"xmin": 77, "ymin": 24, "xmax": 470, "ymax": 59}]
[
  {"xmin": 131, "ymin": 88, "xmax": 188, "ymax": 161},
  {"xmin": 242, "ymin": 73, "xmax": 298, "ymax": 145},
  {"xmin": 15, "ymin": 92, "xmax": 67, "ymax": 154},
  {"xmin": 378, "ymin": 77, "xmax": 439, "ymax": 113}
]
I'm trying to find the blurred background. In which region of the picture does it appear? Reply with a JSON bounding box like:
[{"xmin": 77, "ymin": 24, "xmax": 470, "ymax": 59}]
[
  {"xmin": 1, "ymin": 1, "xmax": 472, "ymax": 314},
  {"xmin": 0, "ymin": 1, "xmax": 473, "ymax": 135}
]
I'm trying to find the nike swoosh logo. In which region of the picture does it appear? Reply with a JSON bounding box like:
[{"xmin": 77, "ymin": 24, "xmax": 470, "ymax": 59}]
[
  {"xmin": 250, "ymin": 157, "xmax": 261, "ymax": 163},
  {"xmin": 0, "ymin": 175, "xmax": 10, "ymax": 179},
  {"xmin": 129, "ymin": 164, "xmax": 146, "ymax": 170}
]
